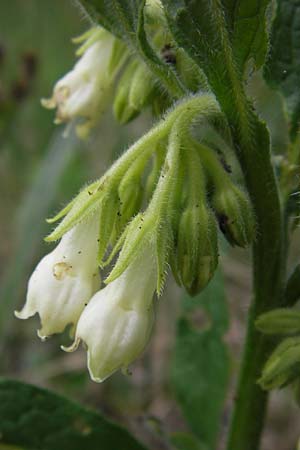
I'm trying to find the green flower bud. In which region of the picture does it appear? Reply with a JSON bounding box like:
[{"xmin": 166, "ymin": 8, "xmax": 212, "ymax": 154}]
[
  {"xmin": 114, "ymin": 59, "xmax": 156, "ymax": 124},
  {"xmin": 145, "ymin": 143, "xmax": 166, "ymax": 200},
  {"xmin": 256, "ymin": 308, "xmax": 300, "ymax": 336},
  {"xmin": 128, "ymin": 62, "xmax": 156, "ymax": 114},
  {"xmin": 259, "ymin": 337, "xmax": 300, "ymax": 390},
  {"xmin": 97, "ymin": 191, "xmax": 120, "ymax": 264},
  {"xmin": 115, "ymin": 176, "xmax": 143, "ymax": 236},
  {"xmin": 213, "ymin": 184, "xmax": 255, "ymax": 247},
  {"xmin": 174, "ymin": 203, "xmax": 218, "ymax": 296},
  {"xmin": 176, "ymin": 48, "xmax": 208, "ymax": 92}
]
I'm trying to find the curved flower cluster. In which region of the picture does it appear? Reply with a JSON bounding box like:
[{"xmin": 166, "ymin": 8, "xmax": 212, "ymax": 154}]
[
  {"xmin": 16, "ymin": 94, "xmax": 255, "ymax": 382},
  {"xmin": 42, "ymin": 4, "xmax": 205, "ymax": 139}
]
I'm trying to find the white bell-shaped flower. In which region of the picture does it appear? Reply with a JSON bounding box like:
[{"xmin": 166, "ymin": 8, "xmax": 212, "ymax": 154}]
[
  {"xmin": 64, "ymin": 242, "xmax": 157, "ymax": 382},
  {"xmin": 15, "ymin": 215, "xmax": 100, "ymax": 339},
  {"xmin": 42, "ymin": 29, "xmax": 120, "ymax": 139}
]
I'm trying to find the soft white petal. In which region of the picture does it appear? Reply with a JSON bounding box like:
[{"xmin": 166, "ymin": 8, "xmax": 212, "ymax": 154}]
[
  {"xmin": 15, "ymin": 214, "xmax": 100, "ymax": 338},
  {"xmin": 69, "ymin": 242, "xmax": 157, "ymax": 382}
]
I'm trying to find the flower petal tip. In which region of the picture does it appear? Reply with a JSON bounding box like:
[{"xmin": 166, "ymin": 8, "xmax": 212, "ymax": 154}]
[
  {"xmin": 37, "ymin": 329, "xmax": 50, "ymax": 342},
  {"xmin": 41, "ymin": 97, "xmax": 56, "ymax": 109},
  {"xmin": 61, "ymin": 338, "xmax": 80, "ymax": 353},
  {"xmin": 14, "ymin": 308, "xmax": 34, "ymax": 320},
  {"xmin": 14, "ymin": 309, "xmax": 23, "ymax": 319}
]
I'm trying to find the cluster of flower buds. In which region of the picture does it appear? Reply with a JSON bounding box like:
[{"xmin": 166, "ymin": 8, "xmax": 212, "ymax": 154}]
[
  {"xmin": 16, "ymin": 94, "xmax": 255, "ymax": 382},
  {"xmin": 256, "ymin": 308, "xmax": 300, "ymax": 390}
]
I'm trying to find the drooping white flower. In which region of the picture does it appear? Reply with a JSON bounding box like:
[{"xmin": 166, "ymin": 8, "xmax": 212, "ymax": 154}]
[
  {"xmin": 64, "ymin": 242, "xmax": 157, "ymax": 382},
  {"xmin": 42, "ymin": 28, "xmax": 125, "ymax": 139},
  {"xmin": 15, "ymin": 215, "xmax": 100, "ymax": 339}
]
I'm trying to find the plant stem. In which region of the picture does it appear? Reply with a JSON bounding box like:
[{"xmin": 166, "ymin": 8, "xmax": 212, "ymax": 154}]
[
  {"xmin": 224, "ymin": 96, "xmax": 284, "ymax": 450},
  {"xmin": 191, "ymin": 4, "xmax": 286, "ymax": 448}
]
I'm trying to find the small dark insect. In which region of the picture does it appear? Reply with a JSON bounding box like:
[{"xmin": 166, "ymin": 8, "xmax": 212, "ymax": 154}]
[
  {"xmin": 219, "ymin": 156, "xmax": 232, "ymax": 173},
  {"xmin": 161, "ymin": 44, "xmax": 176, "ymax": 65}
]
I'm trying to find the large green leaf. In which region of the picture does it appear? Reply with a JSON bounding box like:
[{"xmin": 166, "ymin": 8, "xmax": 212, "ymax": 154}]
[
  {"xmin": 0, "ymin": 378, "xmax": 147, "ymax": 450},
  {"xmin": 161, "ymin": 0, "xmax": 271, "ymax": 76},
  {"xmin": 79, "ymin": 0, "xmax": 139, "ymax": 40},
  {"xmin": 264, "ymin": 0, "xmax": 300, "ymax": 136},
  {"xmin": 170, "ymin": 270, "xmax": 229, "ymax": 450},
  {"xmin": 221, "ymin": 0, "xmax": 271, "ymax": 71}
]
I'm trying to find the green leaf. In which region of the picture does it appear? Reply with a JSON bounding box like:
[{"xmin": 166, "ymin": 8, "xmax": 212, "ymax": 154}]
[
  {"xmin": 79, "ymin": 0, "xmax": 186, "ymax": 98},
  {"xmin": 0, "ymin": 378, "xmax": 147, "ymax": 450},
  {"xmin": 79, "ymin": 0, "xmax": 138, "ymax": 40},
  {"xmin": 170, "ymin": 270, "xmax": 229, "ymax": 450},
  {"xmin": 264, "ymin": 0, "xmax": 300, "ymax": 136},
  {"xmin": 161, "ymin": 0, "xmax": 271, "ymax": 77},
  {"xmin": 221, "ymin": 0, "xmax": 271, "ymax": 71}
]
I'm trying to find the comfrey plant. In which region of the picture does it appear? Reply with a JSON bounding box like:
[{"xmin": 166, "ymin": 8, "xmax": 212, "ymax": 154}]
[{"xmin": 13, "ymin": 1, "xmax": 300, "ymax": 450}]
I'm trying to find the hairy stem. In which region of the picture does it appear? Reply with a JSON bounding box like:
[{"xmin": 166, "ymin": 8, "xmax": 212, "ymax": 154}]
[
  {"xmin": 224, "ymin": 72, "xmax": 284, "ymax": 450},
  {"xmin": 215, "ymin": 28, "xmax": 284, "ymax": 450},
  {"xmin": 196, "ymin": 3, "xmax": 286, "ymax": 450}
]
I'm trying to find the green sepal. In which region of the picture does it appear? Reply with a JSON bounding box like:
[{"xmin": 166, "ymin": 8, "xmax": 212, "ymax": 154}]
[
  {"xmin": 97, "ymin": 191, "xmax": 120, "ymax": 265},
  {"xmin": 45, "ymin": 181, "xmax": 105, "ymax": 242},
  {"xmin": 116, "ymin": 177, "xmax": 143, "ymax": 237},
  {"xmin": 145, "ymin": 142, "xmax": 167, "ymax": 201},
  {"xmin": 259, "ymin": 336, "xmax": 300, "ymax": 390},
  {"xmin": 102, "ymin": 223, "xmax": 128, "ymax": 269},
  {"xmin": 156, "ymin": 219, "xmax": 173, "ymax": 295},
  {"xmin": 108, "ymin": 35, "xmax": 129, "ymax": 76},
  {"xmin": 113, "ymin": 59, "xmax": 140, "ymax": 124},
  {"xmin": 175, "ymin": 204, "xmax": 219, "ymax": 297},
  {"xmin": 113, "ymin": 148, "xmax": 152, "ymax": 236},
  {"xmin": 74, "ymin": 27, "xmax": 106, "ymax": 55},
  {"xmin": 46, "ymin": 198, "xmax": 77, "ymax": 225},
  {"xmin": 46, "ymin": 180, "xmax": 99, "ymax": 224},
  {"xmin": 105, "ymin": 213, "xmax": 155, "ymax": 284},
  {"xmin": 256, "ymin": 309, "xmax": 300, "ymax": 336}
]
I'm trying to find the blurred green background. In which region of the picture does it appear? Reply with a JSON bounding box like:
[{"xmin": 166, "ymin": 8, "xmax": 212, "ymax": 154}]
[{"xmin": 0, "ymin": 2, "xmax": 300, "ymax": 450}]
